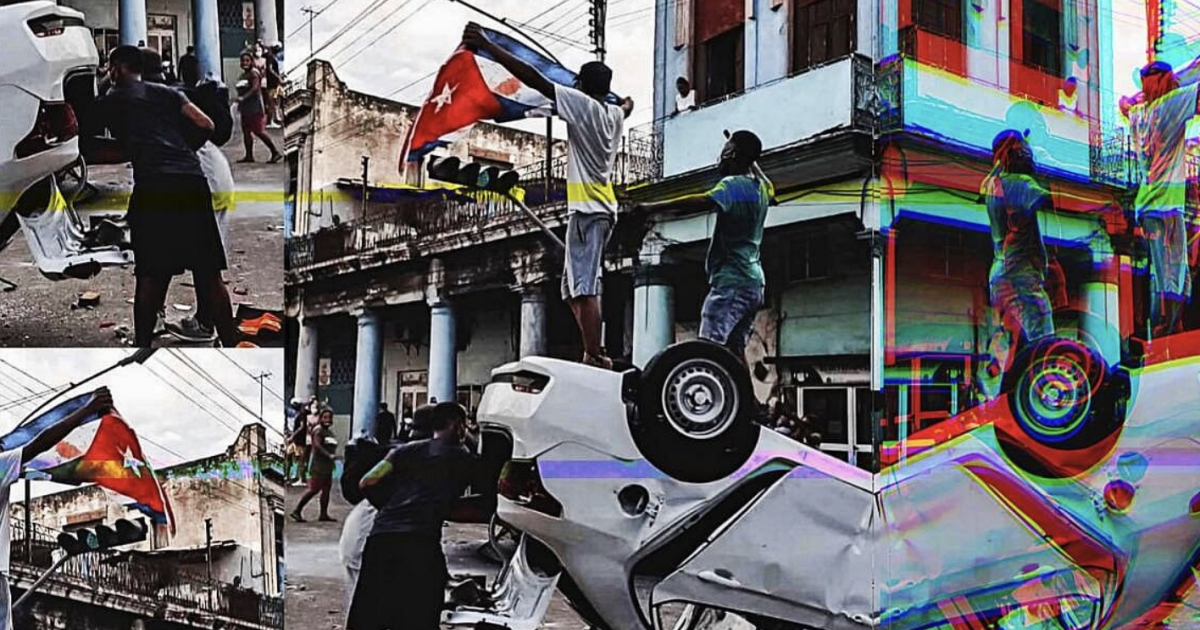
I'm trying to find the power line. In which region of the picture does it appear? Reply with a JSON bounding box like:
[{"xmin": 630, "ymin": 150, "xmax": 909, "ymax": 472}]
[
  {"xmin": 168, "ymin": 351, "xmax": 286, "ymax": 438},
  {"xmin": 0, "ymin": 358, "xmax": 52, "ymax": 390},
  {"xmin": 218, "ymin": 353, "xmax": 284, "ymax": 402},
  {"xmin": 284, "ymin": 0, "xmax": 347, "ymax": 41},
  {"xmin": 138, "ymin": 363, "xmax": 245, "ymax": 437},
  {"xmin": 168, "ymin": 351, "xmax": 268, "ymax": 423},
  {"xmin": 285, "ymin": 0, "xmax": 396, "ymax": 74},
  {"xmin": 324, "ymin": 0, "xmax": 417, "ymax": 65},
  {"xmin": 334, "ymin": 0, "xmax": 433, "ymax": 68}
]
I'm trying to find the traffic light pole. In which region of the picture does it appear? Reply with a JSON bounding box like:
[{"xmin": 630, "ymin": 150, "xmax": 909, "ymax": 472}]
[
  {"xmin": 12, "ymin": 553, "xmax": 78, "ymax": 610},
  {"xmin": 507, "ymin": 194, "xmax": 565, "ymax": 252}
]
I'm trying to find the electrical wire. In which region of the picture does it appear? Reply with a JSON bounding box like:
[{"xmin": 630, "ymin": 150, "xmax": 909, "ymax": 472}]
[
  {"xmin": 217, "ymin": 353, "xmax": 284, "ymax": 402},
  {"xmin": 285, "ymin": 0, "xmax": 396, "ymax": 74},
  {"xmin": 335, "ymin": 0, "xmax": 434, "ymax": 68},
  {"xmin": 323, "ymin": 0, "xmax": 417, "ymax": 65}
]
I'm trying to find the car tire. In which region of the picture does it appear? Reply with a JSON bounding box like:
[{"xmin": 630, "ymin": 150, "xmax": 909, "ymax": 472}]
[
  {"xmin": 633, "ymin": 340, "xmax": 759, "ymax": 483},
  {"xmin": 999, "ymin": 337, "xmax": 1123, "ymax": 473}
]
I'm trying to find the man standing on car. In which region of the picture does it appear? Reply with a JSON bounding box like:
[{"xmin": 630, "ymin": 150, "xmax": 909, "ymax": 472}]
[
  {"xmin": 98, "ymin": 45, "xmax": 238, "ymax": 348},
  {"xmin": 463, "ymin": 23, "xmax": 633, "ymax": 369},
  {"xmin": 1128, "ymin": 58, "xmax": 1200, "ymax": 336},
  {"xmin": 349, "ymin": 402, "xmax": 478, "ymax": 630},
  {"xmin": 0, "ymin": 388, "xmax": 113, "ymax": 628},
  {"xmin": 981, "ymin": 130, "xmax": 1055, "ymax": 353},
  {"xmin": 632, "ymin": 130, "xmax": 774, "ymax": 365}
]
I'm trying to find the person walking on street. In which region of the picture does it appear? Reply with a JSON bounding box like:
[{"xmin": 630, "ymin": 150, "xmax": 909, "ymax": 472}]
[
  {"xmin": 291, "ymin": 408, "xmax": 338, "ymax": 522},
  {"xmin": 234, "ymin": 52, "xmax": 282, "ymax": 164},
  {"xmin": 97, "ymin": 45, "xmax": 238, "ymax": 348},
  {"xmin": 375, "ymin": 403, "xmax": 397, "ymax": 445},
  {"xmin": 348, "ymin": 402, "xmax": 478, "ymax": 630},
  {"xmin": 264, "ymin": 43, "xmax": 284, "ymax": 128},
  {"xmin": 463, "ymin": 23, "xmax": 633, "ymax": 369},
  {"xmin": 633, "ymin": 130, "xmax": 774, "ymax": 365}
]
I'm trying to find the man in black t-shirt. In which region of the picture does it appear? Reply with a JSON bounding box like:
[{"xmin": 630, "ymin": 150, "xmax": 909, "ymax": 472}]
[
  {"xmin": 349, "ymin": 402, "xmax": 477, "ymax": 630},
  {"xmin": 97, "ymin": 45, "xmax": 237, "ymax": 348},
  {"xmin": 374, "ymin": 403, "xmax": 397, "ymax": 445}
]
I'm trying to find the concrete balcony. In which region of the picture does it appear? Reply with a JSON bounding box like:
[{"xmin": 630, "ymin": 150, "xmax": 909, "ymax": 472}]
[
  {"xmin": 877, "ymin": 53, "xmax": 1094, "ymax": 181},
  {"xmin": 660, "ymin": 55, "xmax": 876, "ymax": 178},
  {"xmin": 9, "ymin": 518, "xmax": 283, "ymax": 629}
]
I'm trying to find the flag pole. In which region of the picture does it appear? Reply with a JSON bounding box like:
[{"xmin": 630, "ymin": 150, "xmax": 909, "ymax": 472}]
[
  {"xmin": 446, "ymin": 0, "xmax": 563, "ymax": 64},
  {"xmin": 506, "ymin": 194, "xmax": 565, "ymax": 251},
  {"xmin": 17, "ymin": 349, "xmax": 157, "ymax": 428}
]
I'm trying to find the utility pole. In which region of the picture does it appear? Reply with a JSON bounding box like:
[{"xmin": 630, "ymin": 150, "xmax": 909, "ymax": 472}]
[
  {"xmin": 588, "ymin": 0, "xmax": 607, "ymax": 62},
  {"xmin": 360, "ymin": 156, "xmax": 370, "ymax": 218},
  {"xmin": 252, "ymin": 371, "xmax": 272, "ymax": 421},
  {"xmin": 301, "ymin": 6, "xmax": 317, "ymax": 61},
  {"xmin": 23, "ymin": 479, "xmax": 31, "ymax": 562},
  {"xmin": 205, "ymin": 518, "xmax": 214, "ymax": 609}
]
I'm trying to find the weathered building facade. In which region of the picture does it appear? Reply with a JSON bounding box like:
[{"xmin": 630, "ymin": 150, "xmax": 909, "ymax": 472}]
[
  {"xmin": 8, "ymin": 425, "xmax": 284, "ymax": 630},
  {"xmin": 285, "ymin": 1, "xmax": 1193, "ymax": 473}
]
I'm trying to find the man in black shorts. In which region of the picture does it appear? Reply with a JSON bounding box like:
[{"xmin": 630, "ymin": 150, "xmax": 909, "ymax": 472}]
[
  {"xmin": 349, "ymin": 402, "xmax": 477, "ymax": 630},
  {"xmin": 97, "ymin": 45, "xmax": 237, "ymax": 347}
]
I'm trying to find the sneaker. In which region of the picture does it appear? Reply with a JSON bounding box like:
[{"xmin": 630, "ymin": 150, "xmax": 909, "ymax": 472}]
[
  {"xmin": 266, "ymin": 122, "xmax": 282, "ymax": 129},
  {"xmin": 167, "ymin": 315, "xmax": 217, "ymax": 343}
]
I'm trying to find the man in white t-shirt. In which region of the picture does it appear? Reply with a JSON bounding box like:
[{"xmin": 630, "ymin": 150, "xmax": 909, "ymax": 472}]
[
  {"xmin": 674, "ymin": 77, "xmax": 696, "ymax": 114},
  {"xmin": 464, "ymin": 23, "xmax": 634, "ymax": 368},
  {"xmin": 0, "ymin": 387, "xmax": 112, "ymax": 627},
  {"xmin": 1128, "ymin": 58, "xmax": 1200, "ymax": 336}
]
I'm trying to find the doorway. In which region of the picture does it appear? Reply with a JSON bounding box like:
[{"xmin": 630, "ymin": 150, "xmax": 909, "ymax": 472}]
[
  {"xmin": 146, "ymin": 14, "xmax": 177, "ymax": 70},
  {"xmin": 799, "ymin": 386, "xmax": 874, "ymax": 470}
]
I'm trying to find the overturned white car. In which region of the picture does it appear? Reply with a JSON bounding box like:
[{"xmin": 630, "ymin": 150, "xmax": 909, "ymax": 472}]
[
  {"xmin": 0, "ymin": 0, "xmax": 131, "ymax": 284},
  {"xmin": 452, "ymin": 337, "xmax": 1200, "ymax": 630}
]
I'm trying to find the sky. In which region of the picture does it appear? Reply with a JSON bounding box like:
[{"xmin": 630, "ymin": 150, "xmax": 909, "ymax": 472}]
[
  {"xmin": 281, "ymin": 0, "xmax": 1200, "ymax": 139},
  {"xmin": 0, "ymin": 349, "xmax": 284, "ymax": 500}
]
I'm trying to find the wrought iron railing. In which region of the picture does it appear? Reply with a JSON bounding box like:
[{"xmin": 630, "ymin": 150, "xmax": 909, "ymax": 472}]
[
  {"xmin": 287, "ymin": 190, "xmax": 542, "ymax": 269},
  {"xmin": 9, "ymin": 518, "xmax": 282, "ymax": 628},
  {"xmin": 1091, "ymin": 128, "xmax": 1139, "ymax": 188}
]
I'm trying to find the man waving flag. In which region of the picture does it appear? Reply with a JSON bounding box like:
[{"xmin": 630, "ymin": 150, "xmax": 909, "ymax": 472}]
[
  {"xmin": 3, "ymin": 391, "xmax": 175, "ymax": 533},
  {"xmin": 399, "ymin": 24, "xmax": 624, "ymax": 166}
]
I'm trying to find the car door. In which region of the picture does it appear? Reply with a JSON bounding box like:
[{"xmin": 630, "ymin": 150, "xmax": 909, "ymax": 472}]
[{"xmin": 651, "ymin": 462, "xmax": 877, "ymax": 630}]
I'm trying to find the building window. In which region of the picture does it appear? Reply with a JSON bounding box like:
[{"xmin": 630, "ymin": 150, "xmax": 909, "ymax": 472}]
[
  {"xmin": 694, "ymin": 25, "xmax": 745, "ymax": 104},
  {"xmin": 913, "ymin": 0, "xmax": 963, "ymax": 41},
  {"xmin": 931, "ymin": 229, "xmax": 967, "ymax": 279},
  {"xmin": 93, "ymin": 28, "xmax": 119, "ymax": 60},
  {"xmin": 787, "ymin": 236, "xmax": 831, "ymax": 282},
  {"xmin": 1020, "ymin": 0, "xmax": 1063, "ymax": 77},
  {"xmin": 792, "ymin": 0, "xmax": 856, "ymax": 73}
]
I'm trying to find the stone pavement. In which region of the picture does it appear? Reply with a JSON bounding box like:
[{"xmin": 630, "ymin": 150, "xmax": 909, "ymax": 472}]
[{"xmin": 0, "ymin": 125, "xmax": 285, "ymax": 347}]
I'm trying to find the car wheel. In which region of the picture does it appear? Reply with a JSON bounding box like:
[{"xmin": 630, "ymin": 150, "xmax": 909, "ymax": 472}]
[
  {"xmin": 998, "ymin": 337, "xmax": 1124, "ymax": 476},
  {"xmin": 633, "ymin": 340, "xmax": 759, "ymax": 483}
]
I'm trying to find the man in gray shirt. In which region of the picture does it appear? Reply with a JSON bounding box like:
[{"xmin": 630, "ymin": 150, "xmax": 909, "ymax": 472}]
[
  {"xmin": 463, "ymin": 23, "xmax": 633, "ymax": 368},
  {"xmin": 97, "ymin": 45, "xmax": 237, "ymax": 347}
]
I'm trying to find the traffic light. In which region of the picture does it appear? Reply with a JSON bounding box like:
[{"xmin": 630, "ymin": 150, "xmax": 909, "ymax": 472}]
[
  {"xmin": 426, "ymin": 156, "xmax": 520, "ymax": 195},
  {"xmin": 56, "ymin": 517, "xmax": 148, "ymax": 556}
]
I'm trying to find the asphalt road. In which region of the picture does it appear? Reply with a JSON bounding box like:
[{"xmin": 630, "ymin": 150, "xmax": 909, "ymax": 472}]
[
  {"xmin": 283, "ymin": 485, "xmax": 586, "ymax": 630},
  {"xmin": 0, "ymin": 125, "xmax": 285, "ymax": 347}
]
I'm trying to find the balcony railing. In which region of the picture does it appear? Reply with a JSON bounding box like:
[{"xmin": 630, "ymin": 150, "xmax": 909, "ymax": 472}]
[
  {"xmin": 288, "ymin": 190, "xmax": 539, "ymax": 270},
  {"xmin": 9, "ymin": 518, "xmax": 283, "ymax": 628}
]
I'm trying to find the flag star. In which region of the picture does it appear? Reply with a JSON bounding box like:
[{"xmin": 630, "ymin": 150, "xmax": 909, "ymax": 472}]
[
  {"xmin": 431, "ymin": 82, "xmax": 456, "ymax": 113},
  {"xmin": 122, "ymin": 447, "xmax": 144, "ymax": 478}
]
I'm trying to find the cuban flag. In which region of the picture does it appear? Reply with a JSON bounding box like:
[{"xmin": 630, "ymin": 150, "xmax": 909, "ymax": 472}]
[
  {"xmin": 3, "ymin": 393, "xmax": 176, "ymax": 533},
  {"xmin": 400, "ymin": 25, "xmax": 620, "ymax": 168}
]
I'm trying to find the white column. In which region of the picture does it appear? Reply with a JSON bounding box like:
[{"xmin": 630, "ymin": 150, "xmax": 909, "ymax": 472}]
[
  {"xmin": 519, "ymin": 288, "xmax": 548, "ymax": 359},
  {"xmin": 295, "ymin": 318, "xmax": 319, "ymax": 400},
  {"xmin": 632, "ymin": 264, "xmax": 676, "ymax": 368},
  {"xmin": 428, "ymin": 300, "xmax": 457, "ymax": 404}
]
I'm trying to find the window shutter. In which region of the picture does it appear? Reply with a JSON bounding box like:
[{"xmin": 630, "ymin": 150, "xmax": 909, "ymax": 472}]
[
  {"xmin": 675, "ymin": 0, "xmax": 692, "ymax": 49},
  {"xmin": 695, "ymin": 0, "xmax": 746, "ymax": 43}
]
